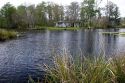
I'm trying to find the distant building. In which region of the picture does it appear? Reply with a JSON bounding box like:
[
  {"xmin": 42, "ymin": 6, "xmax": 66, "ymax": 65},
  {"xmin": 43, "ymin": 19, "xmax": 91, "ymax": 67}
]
[{"xmin": 55, "ymin": 21, "xmax": 80, "ymax": 27}]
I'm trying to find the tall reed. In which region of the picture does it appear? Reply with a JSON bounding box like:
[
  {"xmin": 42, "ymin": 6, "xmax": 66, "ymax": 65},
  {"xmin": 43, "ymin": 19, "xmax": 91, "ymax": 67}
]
[
  {"xmin": 29, "ymin": 51, "xmax": 125, "ymax": 83},
  {"xmin": 44, "ymin": 53, "xmax": 125, "ymax": 83},
  {"xmin": 0, "ymin": 29, "xmax": 17, "ymax": 41}
]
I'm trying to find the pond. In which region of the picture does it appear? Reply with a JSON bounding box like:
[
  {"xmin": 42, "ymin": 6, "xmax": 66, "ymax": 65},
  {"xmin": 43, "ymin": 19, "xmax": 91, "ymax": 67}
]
[{"xmin": 0, "ymin": 29, "xmax": 125, "ymax": 83}]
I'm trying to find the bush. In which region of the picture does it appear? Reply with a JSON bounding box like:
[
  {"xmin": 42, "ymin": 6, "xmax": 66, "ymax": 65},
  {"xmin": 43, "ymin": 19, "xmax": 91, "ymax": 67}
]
[
  {"xmin": 0, "ymin": 29, "xmax": 17, "ymax": 41},
  {"xmin": 43, "ymin": 53, "xmax": 125, "ymax": 83}
]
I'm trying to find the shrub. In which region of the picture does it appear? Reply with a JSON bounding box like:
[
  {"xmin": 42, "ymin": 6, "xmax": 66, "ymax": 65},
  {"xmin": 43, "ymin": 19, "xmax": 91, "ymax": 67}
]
[
  {"xmin": 44, "ymin": 53, "xmax": 114, "ymax": 83},
  {"xmin": 0, "ymin": 29, "xmax": 17, "ymax": 41},
  {"xmin": 30, "ymin": 53, "xmax": 125, "ymax": 83}
]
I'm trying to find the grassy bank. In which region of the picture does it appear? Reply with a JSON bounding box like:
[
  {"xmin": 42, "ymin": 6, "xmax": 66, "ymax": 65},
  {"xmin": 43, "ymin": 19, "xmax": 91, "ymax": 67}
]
[
  {"xmin": 41, "ymin": 54, "xmax": 125, "ymax": 83},
  {"xmin": 0, "ymin": 29, "xmax": 17, "ymax": 41},
  {"xmin": 102, "ymin": 32, "xmax": 125, "ymax": 36},
  {"xmin": 22, "ymin": 27, "xmax": 80, "ymax": 31},
  {"xmin": 47, "ymin": 27, "xmax": 80, "ymax": 31},
  {"xmin": 29, "ymin": 26, "xmax": 46, "ymax": 30}
]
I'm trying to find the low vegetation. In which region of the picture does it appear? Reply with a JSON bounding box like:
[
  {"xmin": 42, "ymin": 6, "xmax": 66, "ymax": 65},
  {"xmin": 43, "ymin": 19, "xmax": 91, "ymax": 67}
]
[
  {"xmin": 29, "ymin": 26, "xmax": 46, "ymax": 30},
  {"xmin": 102, "ymin": 32, "xmax": 125, "ymax": 36},
  {"xmin": 24, "ymin": 27, "xmax": 80, "ymax": 31},
  {"xmin": 42, "ymin": 53, "xmax": 125, "ymax": 83},
  {"xmin": 0, "ymin": 29, "xmax": 17, "ymax": 41},
  {"xmin": 48, "ymin": 27, "xmax": 80, "ymax": 31}
]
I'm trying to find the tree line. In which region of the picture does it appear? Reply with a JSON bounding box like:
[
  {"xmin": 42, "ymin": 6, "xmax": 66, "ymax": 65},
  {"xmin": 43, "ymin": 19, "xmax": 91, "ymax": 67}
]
[{"xmin": 0, "ymin": 0, "xmax": 121, "ymax": 29}]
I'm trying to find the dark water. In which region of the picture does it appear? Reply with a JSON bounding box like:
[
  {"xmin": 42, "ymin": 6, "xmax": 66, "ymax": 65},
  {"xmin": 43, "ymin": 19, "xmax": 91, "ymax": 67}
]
[{"xmin": 0, "ymin": 29, "xmax": 125, "ymax": 83}]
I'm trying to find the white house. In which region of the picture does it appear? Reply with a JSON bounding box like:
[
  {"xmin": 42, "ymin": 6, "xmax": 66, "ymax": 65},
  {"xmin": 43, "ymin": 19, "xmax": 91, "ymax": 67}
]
[{"xmin": 55, "ymin": 21, "xmax": 80, "ymax": 27}]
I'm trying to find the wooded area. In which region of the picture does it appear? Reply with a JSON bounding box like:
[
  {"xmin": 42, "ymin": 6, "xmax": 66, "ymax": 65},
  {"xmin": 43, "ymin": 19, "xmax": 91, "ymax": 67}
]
[{"xmin": 0, "ymin": 0, "xmax": 122, "ymax": 29}]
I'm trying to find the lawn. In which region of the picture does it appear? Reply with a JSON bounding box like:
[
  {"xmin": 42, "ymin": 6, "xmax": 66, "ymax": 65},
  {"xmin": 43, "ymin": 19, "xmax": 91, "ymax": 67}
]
[{"xmin": 47, "ymin": 27, "xmax": 80, "ymax": 31}]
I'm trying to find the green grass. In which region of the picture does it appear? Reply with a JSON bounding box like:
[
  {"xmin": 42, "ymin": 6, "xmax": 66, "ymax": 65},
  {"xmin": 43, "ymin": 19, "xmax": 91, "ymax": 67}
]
[
  {"xmin": 47, "ymin": 27, "xmax": 80, "ymax": 31},
  {"xmin": 30, "ymin": 26, "xmax": 46, "ymax": 30},
  {"xmin": 39, "ymin": 53, "xmax": 125, "ymax": 83},
  {"xmin": 101, "ymin": 32, "xmax": 125, "ymax": 36},
  {"xmin": 0, "ymin": 29, "xmax": 17, "ymax": 41},
  {"xmin": 102, "ymin": 32, "xmax": 119, "ymax": 34},
  {"xmin": 26, "ymin": 26, "xmax": 80, "ymax": 31},
  {"xmin": 28, "ymin": 52, "xmax": 125, "ymax": 83}
]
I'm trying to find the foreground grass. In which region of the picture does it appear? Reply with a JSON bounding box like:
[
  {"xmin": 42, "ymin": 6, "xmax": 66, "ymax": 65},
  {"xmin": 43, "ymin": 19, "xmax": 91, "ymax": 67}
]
[
  {"xmin": 36, "ymin": 53, "xmax": 125, "ymax": 83},
  {"xmin": 47, "ymin": 27, "xmax": 80, "ymax": 31},
  {"xmin": 29, "ymin": 52, "xmax": 125, "ymax": 83},
  {"xmin": 0, "ymin": 29, "xmax": 17, "ymax": 41}
]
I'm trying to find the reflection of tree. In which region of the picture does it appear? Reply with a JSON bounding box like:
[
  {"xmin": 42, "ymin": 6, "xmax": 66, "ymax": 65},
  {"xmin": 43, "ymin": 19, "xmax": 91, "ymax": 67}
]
[
  {"xmin": 83, "ymin": 30, "xmax": 96, "ymax": 56},
  {"xmin": 63, "ymin": 30, "xmax": 101, "ymax": 57},
  {"xmin": 102, "ymin": 29, "xmax": 118, "ymax": 56},
  {"xmin": 104, "ymin": 35, "xmax": 118, "ymax": 56}
]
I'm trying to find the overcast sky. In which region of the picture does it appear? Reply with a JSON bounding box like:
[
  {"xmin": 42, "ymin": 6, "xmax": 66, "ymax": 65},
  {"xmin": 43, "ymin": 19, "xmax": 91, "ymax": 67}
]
[{"xmin": 0, "ymin": 0, "xmax": 125, "ymax": 17}]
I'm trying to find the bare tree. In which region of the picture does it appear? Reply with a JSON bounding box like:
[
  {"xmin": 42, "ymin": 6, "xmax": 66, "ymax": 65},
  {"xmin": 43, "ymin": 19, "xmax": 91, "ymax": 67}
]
[
  {"xmin": 105, "ymin": 1, "xmax": 120, "ymax": 27},
  {"xmin": 66, "ymin": 2, "xmax": 80, "ymax": 21}
]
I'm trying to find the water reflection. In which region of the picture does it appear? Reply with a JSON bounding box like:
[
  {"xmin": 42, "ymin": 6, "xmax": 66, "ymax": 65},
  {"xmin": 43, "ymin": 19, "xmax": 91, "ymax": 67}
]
[{"xmin": 0, "ymin": 29, "xmax": 124, "ymax": 83}]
